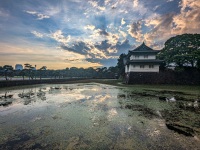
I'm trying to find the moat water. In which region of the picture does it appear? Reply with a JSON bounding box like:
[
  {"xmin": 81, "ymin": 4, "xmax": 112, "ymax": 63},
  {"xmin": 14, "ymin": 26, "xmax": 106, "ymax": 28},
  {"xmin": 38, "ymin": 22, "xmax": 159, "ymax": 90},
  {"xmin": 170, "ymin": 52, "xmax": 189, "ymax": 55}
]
[{"xmin": 0, "ymin": 83, "xmax": 199, "ymax": 149}]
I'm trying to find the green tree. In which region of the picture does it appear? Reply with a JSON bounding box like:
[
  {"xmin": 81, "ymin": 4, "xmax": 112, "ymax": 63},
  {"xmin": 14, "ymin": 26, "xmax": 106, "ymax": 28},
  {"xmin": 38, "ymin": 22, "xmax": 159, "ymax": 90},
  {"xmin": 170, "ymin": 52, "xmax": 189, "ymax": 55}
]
[
  {"xmin": 3, "ymin": 65, "xmax": 13, "ymax": 80},
  {"xmin": 117, "ymin": 53, "xmax": 127, "ymax": 77},
  {"xmin": 19, "ymin": 70, "xmax": 26, "ymax": 80},
  {"xmin": 39, "ymin": 66, "xmax": 47, "ymax": 80},
  {"xmin": 0, "ymin": 66, "xmax": 3, "ymax": 78},
  {"xmin": 24, "ymin": 63, "xmax": 34, "ymax": 80},
  {"xmin": 158, "ymin": 34, "xmax": 200, "ymax": 68}
]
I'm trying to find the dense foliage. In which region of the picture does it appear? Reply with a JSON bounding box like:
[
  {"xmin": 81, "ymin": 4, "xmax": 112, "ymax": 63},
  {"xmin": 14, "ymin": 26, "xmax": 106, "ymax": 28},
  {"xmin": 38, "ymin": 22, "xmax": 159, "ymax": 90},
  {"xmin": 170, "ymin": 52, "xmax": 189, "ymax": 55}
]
[
  {"xmin": 0, "ymin": 65, "xmax": 119, "ymax": 80},
  {"xmin": 158, "ymin": 34, "xmax": 200, "ymax": 68},
  {"xmin": 117, "ymin": 53, "xmax": 127, "ymax": 77},
  {"xmin": 2, "ymin": 65, "xmax": 13, "ymax": 80}
]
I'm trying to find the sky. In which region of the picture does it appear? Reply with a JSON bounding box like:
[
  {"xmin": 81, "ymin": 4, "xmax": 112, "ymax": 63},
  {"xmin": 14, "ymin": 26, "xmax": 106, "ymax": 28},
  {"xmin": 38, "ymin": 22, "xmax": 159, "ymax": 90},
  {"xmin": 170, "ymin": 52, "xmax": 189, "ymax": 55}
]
[{"xmin": 0, "ymin": 0, "xmax": 199, "ymax": 69}]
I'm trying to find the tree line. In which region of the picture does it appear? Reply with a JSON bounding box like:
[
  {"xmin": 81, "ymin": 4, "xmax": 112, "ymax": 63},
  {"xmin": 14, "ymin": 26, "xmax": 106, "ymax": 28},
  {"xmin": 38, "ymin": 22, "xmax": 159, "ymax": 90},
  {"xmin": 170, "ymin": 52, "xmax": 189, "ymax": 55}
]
[{"xmin": 0, "ymin": 64, "xmax": 119, "ymax": 80}]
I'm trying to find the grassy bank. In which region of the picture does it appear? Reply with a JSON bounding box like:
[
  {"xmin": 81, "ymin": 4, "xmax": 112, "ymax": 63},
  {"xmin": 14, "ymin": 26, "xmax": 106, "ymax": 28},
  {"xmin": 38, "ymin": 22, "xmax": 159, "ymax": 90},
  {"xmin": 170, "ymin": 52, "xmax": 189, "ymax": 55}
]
[
  {"xmin": 1, "ymin": 78, "xmax": 200, "ymax": 95},
  {"xmin": 63, "ymin": 79, "xmax": 200, "ymax": 95}
]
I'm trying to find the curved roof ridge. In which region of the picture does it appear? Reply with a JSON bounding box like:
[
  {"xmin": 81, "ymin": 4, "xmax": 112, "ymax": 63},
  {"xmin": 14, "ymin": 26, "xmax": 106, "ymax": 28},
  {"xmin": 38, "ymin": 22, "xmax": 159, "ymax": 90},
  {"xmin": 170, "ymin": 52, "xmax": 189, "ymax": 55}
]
[{"xmin": 131, "ymin": 42, "xmax": 155, "ymax": 52}]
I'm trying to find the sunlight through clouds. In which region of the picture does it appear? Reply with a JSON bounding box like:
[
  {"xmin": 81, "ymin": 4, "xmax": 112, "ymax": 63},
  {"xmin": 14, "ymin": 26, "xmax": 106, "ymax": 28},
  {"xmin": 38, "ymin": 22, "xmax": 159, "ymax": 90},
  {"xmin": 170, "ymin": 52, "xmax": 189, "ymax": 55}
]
[{"xmin": 0, "ymin": 0, "xmax": 199, "ymax": 68}]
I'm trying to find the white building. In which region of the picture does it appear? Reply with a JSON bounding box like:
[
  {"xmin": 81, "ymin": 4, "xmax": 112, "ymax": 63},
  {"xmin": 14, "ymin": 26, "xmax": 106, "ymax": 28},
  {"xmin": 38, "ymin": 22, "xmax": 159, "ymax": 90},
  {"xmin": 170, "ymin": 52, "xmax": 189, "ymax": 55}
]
[
  {"xmin": 15, "ymin": 64, "xmax": 23, "ymax": 70},
  {"xmin": 124, "ymin": 42, "xmax": 163, "ymax": 83}
]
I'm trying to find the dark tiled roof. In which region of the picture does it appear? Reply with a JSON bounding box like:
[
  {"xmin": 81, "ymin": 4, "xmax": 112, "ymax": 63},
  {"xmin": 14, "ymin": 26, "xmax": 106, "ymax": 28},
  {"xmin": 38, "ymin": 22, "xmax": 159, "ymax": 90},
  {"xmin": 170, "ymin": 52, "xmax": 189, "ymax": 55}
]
[
  {"xmin": 126, "ymin": 59, "xmax": 163, "ymax": 64},
  {"xmin": 130, "ymin": 42, "xmax": 159, "ymax": 52}
]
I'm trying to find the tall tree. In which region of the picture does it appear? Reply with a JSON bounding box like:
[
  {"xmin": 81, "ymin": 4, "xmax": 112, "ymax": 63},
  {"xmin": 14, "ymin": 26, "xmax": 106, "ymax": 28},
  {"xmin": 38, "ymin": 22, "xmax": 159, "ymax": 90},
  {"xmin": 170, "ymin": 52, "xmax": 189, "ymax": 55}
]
[
  {"xmin": 158, "ymin": 34, "xmax": 200, "ymax": 68},
  {"xmin": 3, "ymin": 65, "xmax": 13, "ymax": 80},
  {"xmin": 39, "ymin": 66, "xmax": 47, "ymax": 80},
  {"xmin": 117, "ymin": 53, "xmax": 127, "ymax": 77},
  {"xmin": 19, "ymin": 70, "xmax": 25, "ymax": 80},
  {"xmin": 24, "ymin": 63, "xmax": 34, "ymax": 80},
  {"xmin": 0, "ymin": 66, "xmax": 3, "ymax": 78}
]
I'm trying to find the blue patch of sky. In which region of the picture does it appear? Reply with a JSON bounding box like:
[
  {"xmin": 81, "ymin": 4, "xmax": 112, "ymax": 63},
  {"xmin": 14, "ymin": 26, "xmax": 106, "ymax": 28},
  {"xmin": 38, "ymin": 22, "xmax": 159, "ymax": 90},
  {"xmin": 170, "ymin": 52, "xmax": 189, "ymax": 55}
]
[
  {"xmin": 34, "ymin": 19, "xmax": 59, "ymax": 33},
  {"xmin": 126, "ymin": 35, "xmax": 137, "ymax": 46},
  {"xmin": 98, "ymin": 58, "xmax": 118, "ymax": 67},
  {"xmin": 92, "ymin": 15, "xmax": 107, "ymax": 29},
  {"xmin": 113, "ymin": 17, "xmax": 122, "ymax": 27},
  {"xmin": 155, "ymin": 0, "xmax": 181, "ymax": 14},
  {"xmin": 97, "ymin": 0, "xmax": 106, "ymax": 7},
  {"xmin": 62, "ymin": 28, "xmax": 84, "ymax": 37},
  {"xmin": 141, "ymin": 22, "xmax": 152, "ymax": 34}
]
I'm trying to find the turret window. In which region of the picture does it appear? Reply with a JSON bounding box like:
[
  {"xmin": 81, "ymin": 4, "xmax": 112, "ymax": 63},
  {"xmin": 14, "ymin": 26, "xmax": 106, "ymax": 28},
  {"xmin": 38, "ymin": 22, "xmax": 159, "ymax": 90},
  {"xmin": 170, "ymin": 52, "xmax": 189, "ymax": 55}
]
[
  {"xmin": 140, "ymin": 65, "xmax": 144, "ymax": 68},
  {"xmin": 149, "ymin": 65, "xmax": 154, "ymax": 68},
  {"xmin": 144, "ymin": 55, "xmax": 148, "ymax": 58},
  {"xmin": 135, "ymin": 55, "xmax": 139, "ymax": 59}
]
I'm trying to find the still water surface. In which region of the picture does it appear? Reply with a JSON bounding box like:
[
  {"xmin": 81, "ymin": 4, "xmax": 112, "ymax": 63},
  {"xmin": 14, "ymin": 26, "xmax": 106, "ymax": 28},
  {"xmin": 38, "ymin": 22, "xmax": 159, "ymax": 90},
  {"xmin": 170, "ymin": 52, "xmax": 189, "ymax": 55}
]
[{"xmin": 0, "ymin": 83, "xmax": 199, "ymax": 149}]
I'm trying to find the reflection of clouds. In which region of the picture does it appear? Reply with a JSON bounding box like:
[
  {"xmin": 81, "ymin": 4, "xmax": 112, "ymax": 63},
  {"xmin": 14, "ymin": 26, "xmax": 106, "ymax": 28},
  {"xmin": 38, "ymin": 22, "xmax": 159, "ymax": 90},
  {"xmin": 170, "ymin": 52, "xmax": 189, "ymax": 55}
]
[
  {"xmin": 107, "ymin": 108, "xmax": 118, "ymax": 121},
  {"xmin": 60, "ymin": 93, "xmax": 86, "ymax": 102},
  {"xmin": 94, "ymin": 95, "xmax": 111, "ymax": 103}
]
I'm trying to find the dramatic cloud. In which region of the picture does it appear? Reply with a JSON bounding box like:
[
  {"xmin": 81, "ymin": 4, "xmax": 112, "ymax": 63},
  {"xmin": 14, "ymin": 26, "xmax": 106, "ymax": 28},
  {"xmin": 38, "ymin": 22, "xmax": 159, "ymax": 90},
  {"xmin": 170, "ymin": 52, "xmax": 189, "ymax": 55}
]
[
  {"xmin": 142, "ymin": 0, "xmax": 200, "ymax": 48},
  {"xmin": 133, "ymin": 0, "xmax": 139, "ymax": 7},
  {"xmin": 0, "ymin": 0, "xmax": 199, "ymax": 68},
  {"xmin": 51, "ymin": 30, "xmax": 71, "ymax": 45},
  {"xmin": 60, "ymin": 38, "xmax": 133, "ymax": 66},
  {"xmin": 144, "ymin": 13, "xmax": 175, "ymax": 46},
  {"xmin": 128, "ymin": 21, "xmax": 143, "ymax": 42},
  {"xmin": 98, "ymin": 29, "xmax": 109, "ymax": 36},
  {"xmin": 84, "ymin": 25, "xmax": 95, "ymax": 30},
  {"xmin": 88, "ymin": 1, "xmax": 105, "ymax": 11},
  {"xmin": 89, "ymin": 28, "xmax": 119, "ymax": 45},
  {"xmin": 172, "ymin": 0, "xmax": 200, "ymax": 34}
]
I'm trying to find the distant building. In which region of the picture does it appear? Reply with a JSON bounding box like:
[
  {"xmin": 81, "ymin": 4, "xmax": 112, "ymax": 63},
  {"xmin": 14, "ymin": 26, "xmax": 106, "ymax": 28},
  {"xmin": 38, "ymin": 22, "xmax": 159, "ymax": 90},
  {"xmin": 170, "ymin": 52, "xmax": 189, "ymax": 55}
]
[
  {"xmin": 15, "ymin": 64, "xmax": 23, "ymax": 70},
  {"xmin": 124, "ymin": 42, "xmax": 163, "ymax": 83}
]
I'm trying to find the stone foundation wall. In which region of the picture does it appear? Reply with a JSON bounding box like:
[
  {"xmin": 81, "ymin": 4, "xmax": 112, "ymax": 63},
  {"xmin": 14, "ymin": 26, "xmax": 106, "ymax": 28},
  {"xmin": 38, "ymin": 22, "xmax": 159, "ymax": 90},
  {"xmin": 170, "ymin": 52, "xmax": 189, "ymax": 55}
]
[{"xmin": 125, "ymin": 70, "xmax": 200, "ymax": 85}]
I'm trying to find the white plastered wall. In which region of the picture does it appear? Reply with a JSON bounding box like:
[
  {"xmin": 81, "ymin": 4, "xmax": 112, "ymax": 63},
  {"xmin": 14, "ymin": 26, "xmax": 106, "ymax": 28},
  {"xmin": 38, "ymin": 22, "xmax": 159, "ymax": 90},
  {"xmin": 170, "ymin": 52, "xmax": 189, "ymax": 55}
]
[
  {"xmin": 128, "ymin": 64, "xmax": 159, "ymax": 72},
  {"xmin": 130, "ymin": 55, "xmax": 156, "ymax": 60}
]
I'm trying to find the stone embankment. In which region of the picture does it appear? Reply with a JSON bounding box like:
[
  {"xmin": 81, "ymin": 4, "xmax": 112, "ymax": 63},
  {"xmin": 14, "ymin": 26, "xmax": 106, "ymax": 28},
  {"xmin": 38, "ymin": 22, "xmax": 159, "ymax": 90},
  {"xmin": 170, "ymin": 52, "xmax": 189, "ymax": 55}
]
[{"xmin": 0, "ymin": 78, "xmax": 86, "ymax": 88}]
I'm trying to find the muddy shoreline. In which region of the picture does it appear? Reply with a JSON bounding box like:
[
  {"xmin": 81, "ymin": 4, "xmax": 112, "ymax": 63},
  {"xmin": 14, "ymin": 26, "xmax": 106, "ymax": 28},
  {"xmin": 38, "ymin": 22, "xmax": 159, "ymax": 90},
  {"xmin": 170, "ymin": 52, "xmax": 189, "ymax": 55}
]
[{"xmin": 118, "ymin": 89, "xmax": 200, "ymax": 137}]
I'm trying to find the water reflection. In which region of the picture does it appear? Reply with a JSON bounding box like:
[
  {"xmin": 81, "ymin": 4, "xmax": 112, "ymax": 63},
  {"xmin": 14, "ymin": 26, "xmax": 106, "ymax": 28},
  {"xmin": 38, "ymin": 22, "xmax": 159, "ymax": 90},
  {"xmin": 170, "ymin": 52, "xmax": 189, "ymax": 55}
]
[
  {"xmin": 0, "ymin": 83, "xmax": 200, "ymax": 149},
  {"xmin": 0, "ymin": 91, "xmax": 14, "ymax": 107}
]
